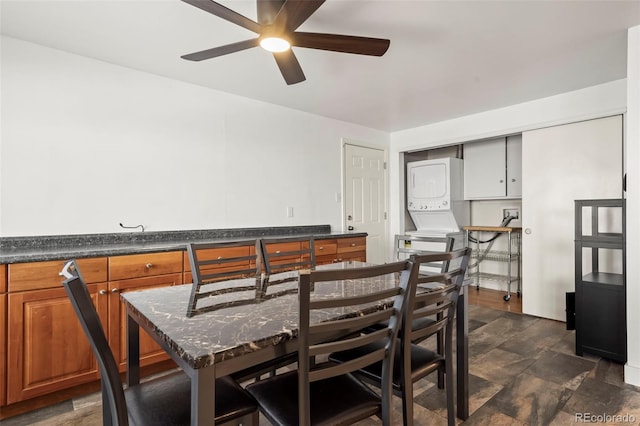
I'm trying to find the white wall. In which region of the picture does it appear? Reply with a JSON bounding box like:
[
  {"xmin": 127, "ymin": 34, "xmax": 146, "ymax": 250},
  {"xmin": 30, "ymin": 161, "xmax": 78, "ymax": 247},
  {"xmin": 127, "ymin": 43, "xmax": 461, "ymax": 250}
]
[
  {"xmin": 625, "ymin": 26, "xmax": 640, "ymax": 386},
  {"xmin": 0, "ymin": 37, "xmax": 389, "ymax": 236}
]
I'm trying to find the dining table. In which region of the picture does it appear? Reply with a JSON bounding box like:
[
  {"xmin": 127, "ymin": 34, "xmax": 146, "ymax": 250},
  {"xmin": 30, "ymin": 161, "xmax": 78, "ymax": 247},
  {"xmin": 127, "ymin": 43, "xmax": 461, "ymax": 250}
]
[{"xmin": 122, "ymin": 261, "xmax": 470, "ymax": 425}]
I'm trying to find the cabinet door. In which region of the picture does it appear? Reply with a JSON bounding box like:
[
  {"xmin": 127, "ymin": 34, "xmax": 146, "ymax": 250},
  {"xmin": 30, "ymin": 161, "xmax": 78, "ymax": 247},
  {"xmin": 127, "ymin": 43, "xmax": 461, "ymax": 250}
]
[
  {"xmin": 464, "ymin": 138, "xmax": 506, "ymax": 199},
  {"xmin": 7, "ymin": 284, "xmax": 108, "ymax": 404},
  {"xmin": 1, "ymin": 293, "xmax": 6, "ymax": 406},
  {"xmin": 108, "ymin": 274, "xmax": 182, "ymax": 371},
  {"xmin": 506, "ymin": 135, "xmax": 522, "ymax": 198}
]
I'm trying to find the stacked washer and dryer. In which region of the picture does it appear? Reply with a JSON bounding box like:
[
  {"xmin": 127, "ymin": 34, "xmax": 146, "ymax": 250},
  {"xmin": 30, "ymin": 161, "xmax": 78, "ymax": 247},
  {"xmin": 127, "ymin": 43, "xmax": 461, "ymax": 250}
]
[{"xmin": 405, "ymin": 157, "xmax": 470, "ymax": 253}]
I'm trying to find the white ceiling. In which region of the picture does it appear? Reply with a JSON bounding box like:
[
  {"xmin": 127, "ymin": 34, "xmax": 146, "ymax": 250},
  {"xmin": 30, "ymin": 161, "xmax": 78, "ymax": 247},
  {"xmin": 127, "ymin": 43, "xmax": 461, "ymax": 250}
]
[{"xmin": 2, "ymin": 0, "xmax": 640, "ymax": 132}]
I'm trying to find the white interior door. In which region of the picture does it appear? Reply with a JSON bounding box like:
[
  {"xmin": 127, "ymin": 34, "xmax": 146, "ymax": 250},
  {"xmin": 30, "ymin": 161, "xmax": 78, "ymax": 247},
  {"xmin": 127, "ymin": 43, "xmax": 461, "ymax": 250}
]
[
  {"xmin": 344, "ymin": 143, "xmax": 387, "ymax": 264},
  {"xmin": 522, "ymin": 115, "xmax": 622, "ymax": 321}
]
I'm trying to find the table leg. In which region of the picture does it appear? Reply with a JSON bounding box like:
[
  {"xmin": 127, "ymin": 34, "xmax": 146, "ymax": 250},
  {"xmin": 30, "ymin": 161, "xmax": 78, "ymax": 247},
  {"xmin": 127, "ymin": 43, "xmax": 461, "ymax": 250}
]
[
  {"xmin": 456, "ymin": 287, "xmax": 469, "ymax": 420},
  {"xmin": 126, "ymin": 309, "xmax": 140, "ymax": 386},
  {"xmin": 192, "ymin": 365, "xmax": 216, "ymax": 425}
]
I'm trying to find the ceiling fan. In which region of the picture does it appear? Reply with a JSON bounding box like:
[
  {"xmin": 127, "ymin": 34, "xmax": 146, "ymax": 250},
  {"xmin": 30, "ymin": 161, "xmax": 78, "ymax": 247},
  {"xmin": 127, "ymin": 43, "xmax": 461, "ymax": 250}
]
[{"xmin": 180, "ymin": 0, "xmax": 390, "ymax": 85}]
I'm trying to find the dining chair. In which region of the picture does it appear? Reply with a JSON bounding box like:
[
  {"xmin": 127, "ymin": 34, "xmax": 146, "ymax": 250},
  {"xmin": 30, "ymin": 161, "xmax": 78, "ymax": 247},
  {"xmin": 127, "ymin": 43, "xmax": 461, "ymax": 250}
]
[
  {"xmin": 259, "ymin": 236, "xmax": 315, "ymax": 290},
  {"xmin": 330, "ymin": 248, "xmax": 471, "ymax": 426},
  {"xmin": 245, "ymin": 260, "xmax": 417, "ymax": 426},
  {"xmin": 59, "ymin": 260, "xmax": 259, "ymax": 426},
  {"xmin": 186, "ymin": 240, "xmax": 262, "ymax": 317}
]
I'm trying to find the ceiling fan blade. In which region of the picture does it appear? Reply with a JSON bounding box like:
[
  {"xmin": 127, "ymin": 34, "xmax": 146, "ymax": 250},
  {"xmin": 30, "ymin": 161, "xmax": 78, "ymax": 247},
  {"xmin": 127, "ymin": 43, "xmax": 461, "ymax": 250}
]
[
  {"xmin": 273, "ymin": 50, "xmax": 306, "ymax": 85},
  {"xmin": 292, "ymin": 32, "xmax": 390, "ymax": 56},
  {"xmin": 272, "ymin": 0, "xmax": 326, "ymax": 31},
  {"xmin": 182, "ymin": 0, "xmax": 262, "ymax": 34},
  {"xmin": 257, "ymin": 0, "xmax": 286, "ymax": 25},
  {"xmin": 181, "ymin": 38, "xmax": 260, "ymax": 61}
]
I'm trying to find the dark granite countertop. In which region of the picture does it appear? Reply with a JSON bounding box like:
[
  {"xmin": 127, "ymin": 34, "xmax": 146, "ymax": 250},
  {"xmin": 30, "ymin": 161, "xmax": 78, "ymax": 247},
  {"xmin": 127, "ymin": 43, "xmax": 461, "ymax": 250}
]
[{"xmin": 0, "ymin": 225, "xmax": 367, "ymax": 264}]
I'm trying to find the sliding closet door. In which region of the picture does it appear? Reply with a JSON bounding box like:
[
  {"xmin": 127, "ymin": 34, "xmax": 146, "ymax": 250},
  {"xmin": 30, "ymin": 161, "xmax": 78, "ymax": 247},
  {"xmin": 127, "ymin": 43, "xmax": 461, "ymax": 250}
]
[{"xmin": 522, "ymin": 115, "xmax": 622, "ymax": 321}]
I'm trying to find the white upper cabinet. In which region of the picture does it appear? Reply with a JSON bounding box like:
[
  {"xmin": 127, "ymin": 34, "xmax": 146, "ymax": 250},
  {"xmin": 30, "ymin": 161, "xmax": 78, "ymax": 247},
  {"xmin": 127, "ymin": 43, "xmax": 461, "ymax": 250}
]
[
  {"xmin": 506, "ymin": 135, "xmax": 522, "ymax": 198},
  {"xmin": 463, "ymin": 135, "xmax": 522, "ymax": 200}
]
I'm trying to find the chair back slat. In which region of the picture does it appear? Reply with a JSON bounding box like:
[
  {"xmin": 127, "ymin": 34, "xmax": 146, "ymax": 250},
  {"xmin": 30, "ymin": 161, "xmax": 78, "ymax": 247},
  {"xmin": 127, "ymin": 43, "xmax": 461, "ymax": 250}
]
[
  {"xmin": 186, "ymin": 240, "xmax": 261, "ymax": 317},
  {"xmin": 297, "ymin": 260, "xmax": 417, "ymax": 426},
  {"xmin": 309, "ymin": 308, "xmax": 393, "ymax": 339},
  {"xmin": 309, "ymin": 347, "xmax": 387, "ymax": 383},
  {"xmin": 60, "ymin": 260, "xmax": 129, "ymax": 426},
  {"xmin": 310, "ymin": 287, "xmax": 400, "ymax": 310}
]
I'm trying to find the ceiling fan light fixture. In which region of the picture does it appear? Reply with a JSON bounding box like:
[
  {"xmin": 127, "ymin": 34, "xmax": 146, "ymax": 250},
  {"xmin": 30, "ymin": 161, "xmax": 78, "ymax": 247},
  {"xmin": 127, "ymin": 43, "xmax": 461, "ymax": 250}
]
[{"xmin": 259, "ymin": 36, "xmax": 291, "ymax": 53}]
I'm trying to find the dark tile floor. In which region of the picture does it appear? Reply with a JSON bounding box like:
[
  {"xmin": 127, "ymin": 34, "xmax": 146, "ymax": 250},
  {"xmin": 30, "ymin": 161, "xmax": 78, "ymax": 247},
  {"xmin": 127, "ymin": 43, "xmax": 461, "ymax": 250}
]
[{"xmin": 4, "ymin": 304, "xmax": 639, "ymax": 425}]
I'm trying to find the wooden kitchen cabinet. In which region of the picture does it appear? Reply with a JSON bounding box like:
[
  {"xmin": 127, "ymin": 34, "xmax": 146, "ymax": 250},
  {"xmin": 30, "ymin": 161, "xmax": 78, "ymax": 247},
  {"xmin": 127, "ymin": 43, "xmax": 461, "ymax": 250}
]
[
  {"xmin": 1, "ymin": 265, "xmax": 6, "ymax": 406},
  {"xmin": 336, "ymin": 237, "xmax": 367, "ymax": 262},
  {"xmin": 6, "ymin": 283, "xmax": 108, "ymax": 404},
  {"xmin": 108, "ymin": 251, "xmax": 183, "ymax": 371},
  {"xmin": 108, "ymin": 274, "xmax": 182, "ymax": 371},
  {"xmin": 314, "ymin": 238, "xmax": 338, "ymax": 264}
]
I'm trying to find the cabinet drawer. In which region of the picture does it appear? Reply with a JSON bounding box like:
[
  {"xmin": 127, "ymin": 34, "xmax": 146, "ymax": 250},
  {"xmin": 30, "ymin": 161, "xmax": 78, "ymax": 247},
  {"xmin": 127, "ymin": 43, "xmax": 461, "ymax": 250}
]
[
  {"xmin": 8, "ymin": 257, "xmax": 108, "ymax": 292},
  {"xmin": 314, "ymin": 239, "xmax": 337, "ymax": 256},
  {"xmin": 109, "ymin": 252, "xmax": 183, "ymax": 281},
  {"xmin": 337, "ymin": 237, "xmax": 366, "ymax": 254}
]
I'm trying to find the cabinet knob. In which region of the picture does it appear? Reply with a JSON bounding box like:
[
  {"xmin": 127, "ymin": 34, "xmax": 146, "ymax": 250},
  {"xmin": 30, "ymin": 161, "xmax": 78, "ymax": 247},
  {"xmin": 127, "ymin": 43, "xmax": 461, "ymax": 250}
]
[
  {"xmin": 145, "ymin": 263, "xmax": 153, "ymax": 269},
  {"xmin": 99, "ymin": 290, "xmax": 107, "ymax": 295},
  {"xmin": 512, "ymin": 178, "xmax": 516, "ymax": 182},
  {"xmin": 111, "ymin": 288, "xmax": 119, "ymax": 293},
  {"xmin": 319, "ymin": 246, "xmax": 324, "ymax": 250},
  {"xmin": 499, "ymin": 179, "xmax": 504, "ymax": 183},
  {"xmin": 351, "ymin": 243, "xmax": 356, "ymax": 247},
  {"xmin": 275, "ymin": 250, "xmax": 281, "ymax": 254},
  {"xmin": 217, "ymin": 256, "xmax": 224, "ymax": 260},
  {"xmin": 525, "ymin": 228, "xmax": 532, "ymax": 235}
]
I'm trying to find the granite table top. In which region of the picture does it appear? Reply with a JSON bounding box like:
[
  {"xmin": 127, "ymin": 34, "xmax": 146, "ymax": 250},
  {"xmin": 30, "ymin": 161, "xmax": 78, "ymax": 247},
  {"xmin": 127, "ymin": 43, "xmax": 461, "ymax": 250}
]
[
  {"xmin": 0, "ymin": 225, "xmax": 367, "ymax": 263},
  {"xmin": 121, "ymin": 261, "xmax": 398, "ymax": 370}
]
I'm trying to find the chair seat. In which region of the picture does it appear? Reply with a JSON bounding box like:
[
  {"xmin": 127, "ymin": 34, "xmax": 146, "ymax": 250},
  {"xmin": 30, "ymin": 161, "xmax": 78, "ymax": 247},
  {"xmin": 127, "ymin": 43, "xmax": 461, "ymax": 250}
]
[
  {"xmin": 330, "ymin": 341, "xmax": 443, "ymax": 390},
  {"xmin": 245, "ymin": 370, "xmax": 381, "ymax": 426},
  {"xmin": 126, "ymin": 373, "xmax": 257, "ymax": 426}
]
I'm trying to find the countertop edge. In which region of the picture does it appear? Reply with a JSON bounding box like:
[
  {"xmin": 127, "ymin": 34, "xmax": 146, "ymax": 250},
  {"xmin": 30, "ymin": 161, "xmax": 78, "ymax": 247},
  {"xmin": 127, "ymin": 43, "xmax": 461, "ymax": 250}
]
[{"xmin": 0, "ymin": 232, "xmax": 368, "ymax": 264}]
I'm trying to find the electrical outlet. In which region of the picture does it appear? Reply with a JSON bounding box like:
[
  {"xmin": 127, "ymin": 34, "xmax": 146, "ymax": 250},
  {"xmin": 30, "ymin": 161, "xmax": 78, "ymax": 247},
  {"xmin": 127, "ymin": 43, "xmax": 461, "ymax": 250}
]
[{"xmin": 503, "ymin": 208, "xmax": 520, "ymax": 220}]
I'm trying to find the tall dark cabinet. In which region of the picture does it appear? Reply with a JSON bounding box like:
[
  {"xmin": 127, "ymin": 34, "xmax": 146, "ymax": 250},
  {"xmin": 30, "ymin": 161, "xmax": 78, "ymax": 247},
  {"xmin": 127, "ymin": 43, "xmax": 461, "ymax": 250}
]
[{"xmin": 574, "ymin": 199, "xmax": 626, "ymax": 362}]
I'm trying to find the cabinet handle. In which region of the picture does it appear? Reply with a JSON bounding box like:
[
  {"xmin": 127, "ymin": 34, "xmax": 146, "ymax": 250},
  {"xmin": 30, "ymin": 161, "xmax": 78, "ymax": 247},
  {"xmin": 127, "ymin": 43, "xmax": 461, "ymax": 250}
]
[
  {"xmin": 99, "ymin": 290, "xmax": 107, "ymax": 295},
  {"xmin": 351, "ymin": 243, "xmax": 356, "ymax": 247},
  {"xmin": 319, "ymin": 246, "xmax": 324, "ymax": 250},
  {"xmin": 217, "ymin": 256, "xmax": 224, "ymax": 260},
  {"xmin": 275, "ymin": 250, "xmax": 281, "ymax": 254},
  {"xmin": 111, "ymin": 288, "xmax": 119, "ymax": 293},
  {"xmin": 145, "ymin": 263, "xmax": 153, "ymax": 269}
]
